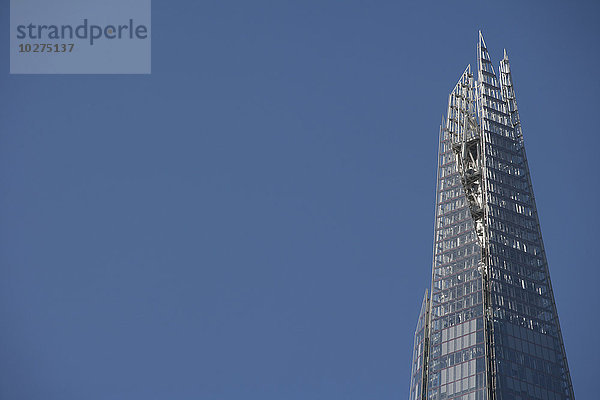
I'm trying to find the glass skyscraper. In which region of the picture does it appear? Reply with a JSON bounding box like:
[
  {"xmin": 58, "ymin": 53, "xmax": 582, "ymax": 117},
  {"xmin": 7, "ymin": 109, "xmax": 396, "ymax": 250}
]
[{"xmin": 408, "ymin": 33, "xmax": 574, "ymax": 400}]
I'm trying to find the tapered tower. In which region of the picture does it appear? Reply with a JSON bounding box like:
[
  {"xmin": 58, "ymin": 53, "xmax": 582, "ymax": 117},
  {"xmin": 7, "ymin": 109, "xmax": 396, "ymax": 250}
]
[{"xmin": 408, "ymin": 33, "xmax": 574, "ymax": 400}]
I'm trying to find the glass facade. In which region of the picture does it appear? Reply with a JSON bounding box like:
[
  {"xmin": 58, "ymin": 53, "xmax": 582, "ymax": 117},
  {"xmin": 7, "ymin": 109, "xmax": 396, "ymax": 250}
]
[
  {"xmin": 409, "ymin": 290, "xmax": 430, "ymax": 400},
  {"xmin": 409, "ymin": 33, "xmax": 574, "ymax": 400}
]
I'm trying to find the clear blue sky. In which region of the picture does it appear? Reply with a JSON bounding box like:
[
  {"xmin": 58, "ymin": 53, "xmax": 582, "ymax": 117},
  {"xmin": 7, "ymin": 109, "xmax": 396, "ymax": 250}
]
[{"xmin": 1, "ymin": 1, "xmax": 598, "ymax": 399}]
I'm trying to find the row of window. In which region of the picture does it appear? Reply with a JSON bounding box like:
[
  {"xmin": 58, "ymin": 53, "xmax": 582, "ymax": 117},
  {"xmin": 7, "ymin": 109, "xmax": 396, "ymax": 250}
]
[
  {"xmin": 433, "ymin": 388, "xmax": 487, "ymax": 400},
  {"xmin": 440, "ymin": 139, "xmax": 458, "ymax": 153},
  {"xmin": 489, "ymin": 205, "xmax": 536, "ymax": 231},
  {"xmin": 479, "ymin": 83, "xmax": 502, "ymax": 99},
  {"xmin": 480, "ymin": 72, "xmax": 498, "ymax": 87},
  {"xmin": 431, "ymin": 304, "xmax": 485, "ymax": 332},
  {"xmin": 430, "ymin": 348, "xmax": 485, "ymax": 375},
  {"xmin": 486, "ymin": 168, "xmax": 529, "ymax": 192},
  {"xmin": 436, "ymin": 372, "xmax": 487, "ymax": 398},
  {"xmin": 487, "ymin": 180, "xmax": 530, "ymax": 207},
  {"xmin": 495, "ymin": 322, "xmax": 557, "ymax": 348},
  {"xmin": 434, "ymin": 257, "xmax": 479, "ymax": 280},
  {"xmin": 433, "ymin": 292, "xmax": 483, "ymax": 318},
  {"xmin": 485, "ymin": 131, "xmax": 520, "ymax": 152},
  {"xmin": 436, "ymin": 221, "xmax": 475, "ymax": 244},
  {"xmin": 440, "ymin": 359, "xmax": 485, "ymax": 386},
  {"xmin": 491, "ymin": 255, "xmax": 546, "ymax": 281},
  {"xmin": 434, "ymin": 265, "xmax": 481, "ymax": 290},
  {"xmin": 436, "ymin": 209, "xmax": 471, "ymax": 230},
  {"xmin": 480, "ymin": 86, "xmax": 505, "ymax": 102},
  {"xmin": 435, "ymin": 244, "xmax": 480, "ymax": 267},
  {"xmin": 489, "ymin": 244, "xmax": 543, "ymax": 270},
  {"xmin": 430, "ymin": 341, "xmax": 486, "ymax": 372},
  {"xmin": 442, "ymin": 330, "xmax": 485, "ymax": 355},
  {"xmin": 493, "ymin": 295, "xmax": 552, "ymax": 326},
  {"xmin": 439, "ymin": 185, "xmax": 466, "ymax": 203},
  {"xmin": 482, "ymin": 110, "xmax": 512, "ymax": 128},
  {"xmin": 481, "ymin": 118, "xmax": 514, "ymax": 136},
  {"xmin": 440, "ymin": 162, "xmax": 460, "ymax": 178},
  {"xmin": 489, "ymin": 229, "xmax": 540, "ymax": 254},
  {"xmin": 484, "ymin": 143, "xmax": 523, "ymax": 165},
  {"xmin": 497, "ymin": 359, "xmax": 564, "ymax": 394},
  {"xmin": 481, "ymin": 95, "xmax": 508, "ymax": 115},
  {"xmin": 497, "ymin": 380, "xmax": 567, "ymax": 400},
  {"xmin": 431, "ymin": 319, "xmax": 482, "ymax": 344},
  {"xmin": 491, "ymin": 198, "xmax": 532, "ymax": 219},
  {"xmin": 482, "ymin": 124, "xmax": 522, "ymax": 151},
  {"xmin": 438, "ymin": 231, "xmax": 477, "ymax": 252},
  {"xmin": 491, "ymin": 307, "xmax": 557, "ymax": 338},
  {"xmin": 438, "ymin": 174, "xmax": 463, "ymax": 191},
  {"xmin": 438, "ymin": 196, "xmax": 468, "ymax": 214},
  {"xmin": 433, "ymin": 273, "xmax": 482, "ymax": 303},
  {"xmin": 491, "ymin": 280, "xmax": 551, "ymax": 308},
  {"xmin": 489, "ymin": 217, "xmax": 537, "ymax": 241},
  {"xmin": 489, "ymin": 269, "xmax": 545, "ymax": 296},
  {"xmin": 439, "ymin": 151, "xmax": 459, "ymax": 168},
  {"xmin": 498, "ymin": 335, "xmax": 559, "ymax": 364},
  {"xmin": 490, "ymin": 244, "xmax": 541, "ymax": 269},
  {"xmin": 487, "ymin": 163, "xmax": 525, "ymax": 182}
]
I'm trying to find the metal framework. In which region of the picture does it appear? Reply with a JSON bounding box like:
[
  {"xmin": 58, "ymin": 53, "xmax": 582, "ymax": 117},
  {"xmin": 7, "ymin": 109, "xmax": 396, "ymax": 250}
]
[{"xmin": 408, "ymin": 33, "xmax": 574, "ymax": 400}]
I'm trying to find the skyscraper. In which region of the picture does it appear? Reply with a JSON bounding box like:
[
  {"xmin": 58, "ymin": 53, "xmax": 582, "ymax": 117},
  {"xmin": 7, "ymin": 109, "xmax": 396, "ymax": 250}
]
[{"xmin": 408, "ymin": 33, "xmax": 574, "ymax": 400}]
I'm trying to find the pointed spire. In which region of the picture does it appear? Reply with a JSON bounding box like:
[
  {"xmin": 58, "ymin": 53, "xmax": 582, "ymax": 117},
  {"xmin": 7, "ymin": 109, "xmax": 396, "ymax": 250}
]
[
  {"xmin": 478, "ymin": 30, "xmax": 487, "ymax": 50},
  {"xmin": 499, "ymin": 48, "xmax": 520, "ymax": 133},
  {"xmin": 477, "ymin": 30, "xmax": 497, "ymax": 87},
  {"xmin": 500, "ymin": 49, "xmax": 511, "ymax": 76},
  {"xmin": 478, "ymin": 30, "xmax": 491, "ymax": 62},
  {"xmin": 451, "ymin": 64, "xmax": 473, "ymax": 93}
]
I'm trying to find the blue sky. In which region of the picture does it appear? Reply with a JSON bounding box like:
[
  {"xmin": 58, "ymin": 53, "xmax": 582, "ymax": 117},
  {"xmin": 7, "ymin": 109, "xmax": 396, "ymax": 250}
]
[{"xmin": 1, "ymin": 1, "xmax": 598, "ymax": 399}]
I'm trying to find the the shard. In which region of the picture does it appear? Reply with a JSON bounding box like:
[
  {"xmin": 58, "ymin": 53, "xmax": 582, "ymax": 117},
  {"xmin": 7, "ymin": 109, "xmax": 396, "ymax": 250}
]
[{"xmin": 408, "ymin": 32, "xmax": 574, "ymax": 400}]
